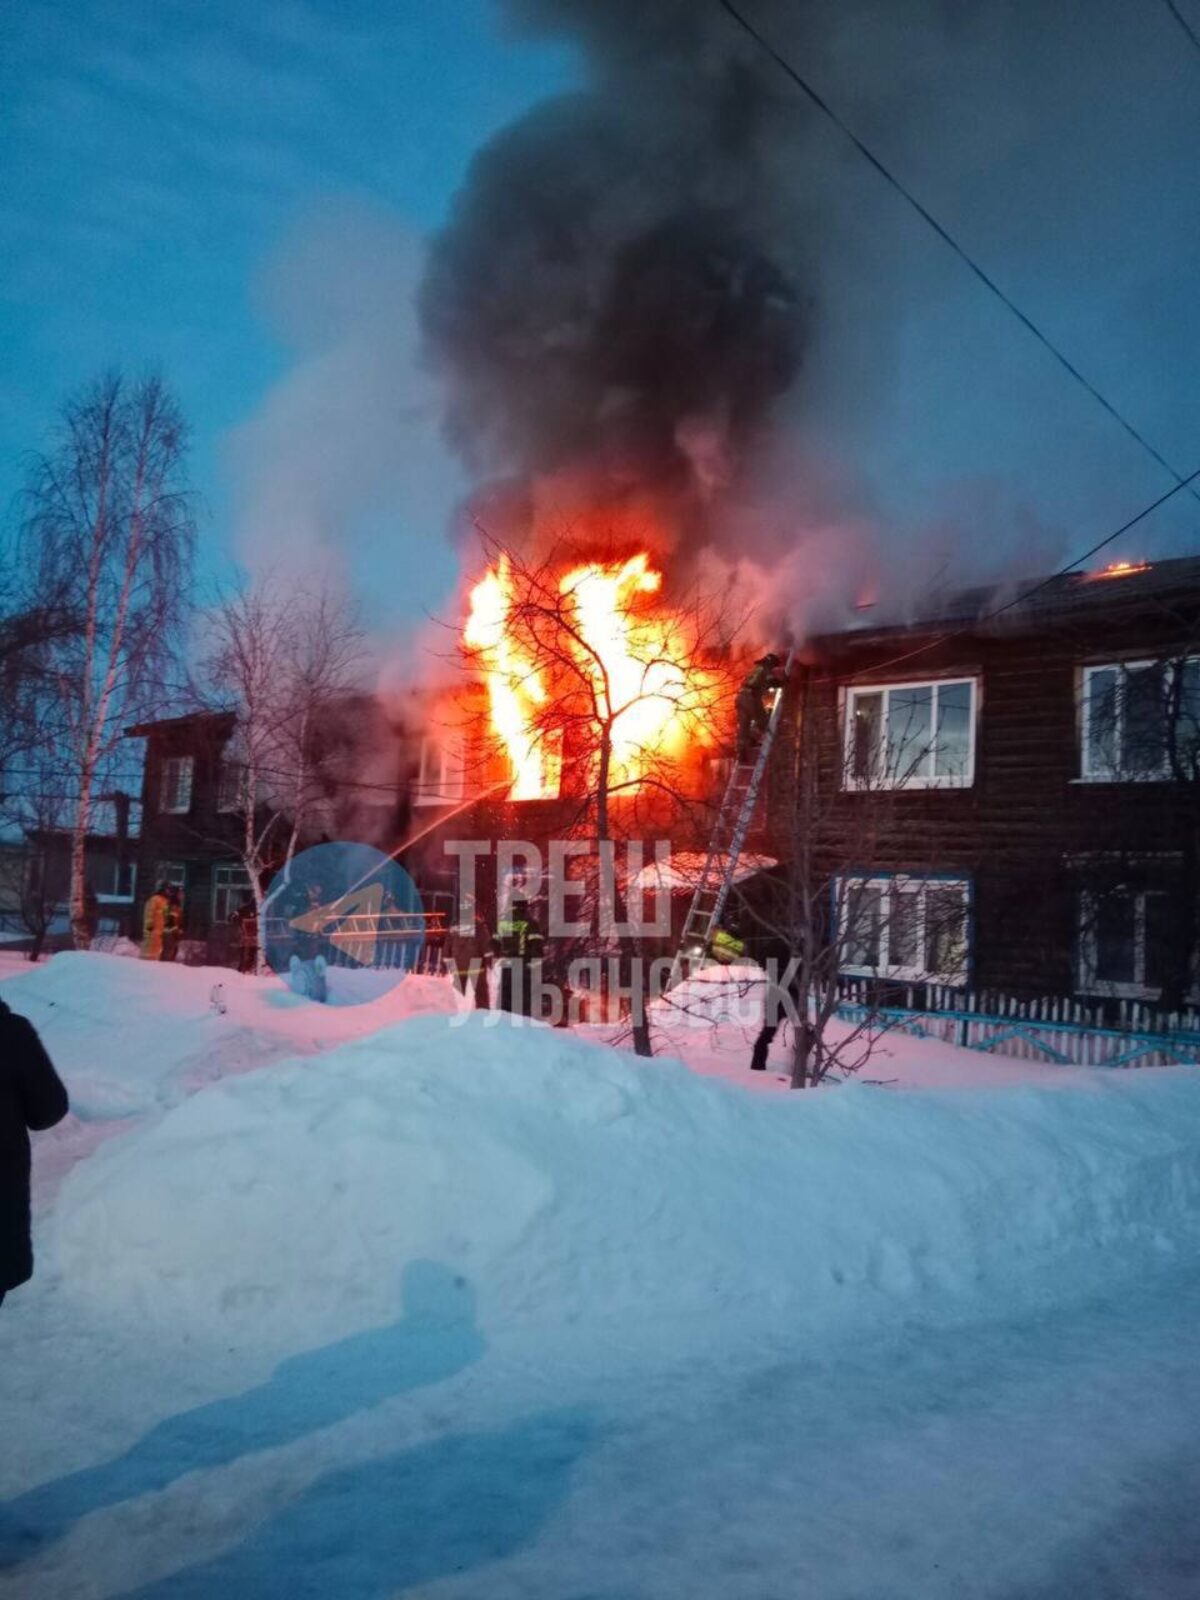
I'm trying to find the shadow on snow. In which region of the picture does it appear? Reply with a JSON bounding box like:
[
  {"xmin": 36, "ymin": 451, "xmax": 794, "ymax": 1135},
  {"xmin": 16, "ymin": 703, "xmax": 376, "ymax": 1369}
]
[{"xmin": 0, "ymin": 1259, "xmax": 593, "ymax": 1596}]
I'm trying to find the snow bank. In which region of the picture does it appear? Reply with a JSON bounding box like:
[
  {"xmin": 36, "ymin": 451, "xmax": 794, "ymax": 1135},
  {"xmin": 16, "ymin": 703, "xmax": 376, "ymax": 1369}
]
[
  {"xmin": 47, "ymin": 1013, "xmax": 1200, "ymax": 1364},
  {"xmin": 1, "ymin": 951, "xmax": 459, "ymax": 1122}
]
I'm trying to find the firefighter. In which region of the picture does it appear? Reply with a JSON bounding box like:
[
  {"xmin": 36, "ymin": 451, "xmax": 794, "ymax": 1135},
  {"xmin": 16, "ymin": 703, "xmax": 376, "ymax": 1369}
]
[
  {"xmin": 735, "ymin": 652, "xmax": 785, "ymax": 764},
  {"xmin": 748, "ymin": 931, "xmax": 816, "ymax": 1073},
  {"xmin": 161, "ymin": 884, "xmax": 183, "ymax": 962},
  {"xmin": 493, "ymin": 905, "xmax": 545, "ymax": 1017},
  {"xmin": 232, "ymin": 894, "xmax": 259, "ymax": 975},
  {"xmin": 710, "ymin": 917, "xmax": 747, "ymax": 966},
  {"xmin": 446, "ymin": 905, "xmax": 491, "ymax": 1009},
  {"xmin": 141, "ymin": 883, "xmax": 169, "ymax": 961}
]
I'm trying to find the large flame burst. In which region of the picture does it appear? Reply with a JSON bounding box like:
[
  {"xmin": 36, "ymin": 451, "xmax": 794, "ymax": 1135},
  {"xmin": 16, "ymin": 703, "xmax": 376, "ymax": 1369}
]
[{"xmin": 465, "ymin": 551, "xmax": 713, "ymax": 799}]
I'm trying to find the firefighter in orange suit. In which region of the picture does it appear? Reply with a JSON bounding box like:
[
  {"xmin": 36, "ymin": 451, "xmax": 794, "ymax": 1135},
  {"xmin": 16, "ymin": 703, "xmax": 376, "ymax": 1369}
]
[{"xmin": 141, "ymin": 883, "xmax": 169, "ymax": 961}]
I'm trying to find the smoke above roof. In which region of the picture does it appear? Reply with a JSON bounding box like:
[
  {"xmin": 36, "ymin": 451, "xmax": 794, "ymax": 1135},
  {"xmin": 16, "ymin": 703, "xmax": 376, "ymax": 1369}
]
[{"xmin": 419, "ymin": 0, "xmax": 812, "ymax": 531}]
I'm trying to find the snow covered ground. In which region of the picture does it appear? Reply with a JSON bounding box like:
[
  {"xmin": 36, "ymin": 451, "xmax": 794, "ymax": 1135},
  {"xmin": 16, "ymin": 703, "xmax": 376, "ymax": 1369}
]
[{"xmin": 2, "ymin": 953, "xmax": 1199, "ymax": 1597}]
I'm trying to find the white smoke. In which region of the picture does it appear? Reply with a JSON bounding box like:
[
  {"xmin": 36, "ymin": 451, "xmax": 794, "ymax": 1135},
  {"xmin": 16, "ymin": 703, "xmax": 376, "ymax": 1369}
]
[{"xmin": 225, "ymin": 199, "xmax": 463, "ymax": 629}]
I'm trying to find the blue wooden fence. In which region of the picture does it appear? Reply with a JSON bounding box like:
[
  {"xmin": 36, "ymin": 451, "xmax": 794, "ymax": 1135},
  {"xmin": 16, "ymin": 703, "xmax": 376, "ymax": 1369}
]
[{"xmin": 835, "ymin": 980, "xmax": 1200, "ymax": 1069}]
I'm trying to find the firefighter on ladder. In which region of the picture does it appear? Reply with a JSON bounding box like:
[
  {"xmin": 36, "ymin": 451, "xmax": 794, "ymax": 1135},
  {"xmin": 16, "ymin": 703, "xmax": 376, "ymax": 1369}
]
[
  {"xmin": 709, "ymin": 916, "xmax": 747, "ymax": 966},
  {"xmin": 735, "ymin": 652, "xmax": 786, "ymax": 764}
]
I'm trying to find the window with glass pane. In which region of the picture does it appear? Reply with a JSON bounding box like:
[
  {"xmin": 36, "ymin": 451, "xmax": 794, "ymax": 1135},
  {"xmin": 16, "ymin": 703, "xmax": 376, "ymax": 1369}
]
[
  {"xmin": 934, "ymin": 681, "xmax": 972, "ymax": 779},
  {"xmin": 111, "ymin": 861, "xmax": 137, "ymax": 900},
  {"xmin": 840, "ymin": 877, "xmax": 969, "ymax": 982},
  {"xmin": 889, "ymin": 886, "xmax": 921, "ymax": 968},
  {"xmin": 1084, "ymin": 668, "xmax": 1119, "ymax": 776},
  {"xmin": 925, "ymin": 888, "xmax": 968, "ymax": 975},
  {"xmin": 416, "ymin": 735, "xmax": 468, "ymax": 806},
  {"xmin": 1174, "ymin": 659, "xmax": 1200, "ymax": 776},
  {"xmin": 1122, "ymin": 663, "xmax": 1167, "ymax": 777},
  {"xmin": 886, "ymin": 686, "xmax": 933, "ymax": 782},
  {"xmin": 1093, "ymin": 892, "xmax": 1136, "ymax": 985},
  {"xmin": 159, "ymin": 756, "xmax": 194, "ymax": 814},
  {"xmin": 851, "ymin": 691, "xmax": 883, "ymax": 782},
  {"xmin": 846, "ymin": 680, "xmax": 974, "ymax": 788},
  {"xmin": 1080, "ymin": 660, "xmax": 1200, "ymax": 780},
  {"xmin": 1143, "ymin": 892, "xmax": 1174, "ymax": 992},
  {"xmin": 844, "ymin": 884, "xmax": 882, "ymax": 967},
  {"xmin": 213, "ymin": 864, "xmax": 252, "ymax": 923}
]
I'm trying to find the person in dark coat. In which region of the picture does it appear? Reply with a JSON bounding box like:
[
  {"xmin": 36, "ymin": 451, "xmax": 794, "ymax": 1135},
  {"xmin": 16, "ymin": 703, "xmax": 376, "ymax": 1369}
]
[
  {"xmin": 1, "ymin": 997, "xmax": 69, "ymax": 1306},
  {"xmin": 445, "ymin": 908, "xmax": 491, "ymax": 1009},
  {"xmin": 747, "ymin": 930, "xmax": 815, "ymax": 1073}
]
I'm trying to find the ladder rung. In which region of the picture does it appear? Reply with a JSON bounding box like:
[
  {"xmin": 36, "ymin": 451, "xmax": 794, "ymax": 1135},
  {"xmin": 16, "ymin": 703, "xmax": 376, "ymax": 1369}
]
[{"xmin": 667, "ymin": 647, "xmax": 794, "ymax": 986}]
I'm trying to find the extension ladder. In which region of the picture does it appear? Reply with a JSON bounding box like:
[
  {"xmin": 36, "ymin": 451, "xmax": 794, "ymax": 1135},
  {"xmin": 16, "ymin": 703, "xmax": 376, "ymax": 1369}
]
[{"xmin": 666, "ymin": 650, "xmax": 794, "ymax": 990}]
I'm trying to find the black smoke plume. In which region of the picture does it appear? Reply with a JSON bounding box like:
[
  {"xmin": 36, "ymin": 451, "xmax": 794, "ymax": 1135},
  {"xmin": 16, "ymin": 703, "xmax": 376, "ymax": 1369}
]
[{"xmin": 419, "ymin": 0, "xmax": 810, "ymax": 527}]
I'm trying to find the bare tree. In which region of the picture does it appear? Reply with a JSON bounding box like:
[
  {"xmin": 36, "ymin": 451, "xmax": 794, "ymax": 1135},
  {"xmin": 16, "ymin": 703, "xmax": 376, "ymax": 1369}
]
[
  {"xmin": 202, "ymin": 576, "xmax": 364, "ymax": 936},
  {"xmin": 0, "ymin": 537, "xmax": 79, "ymax": 820},
  {"xmin": 729, "ymin": 667, "xmax": 971, "ymax": 1088},
  {"xmin": 21, "ymin": 372, "xmax": 194, "ymax": 947}
]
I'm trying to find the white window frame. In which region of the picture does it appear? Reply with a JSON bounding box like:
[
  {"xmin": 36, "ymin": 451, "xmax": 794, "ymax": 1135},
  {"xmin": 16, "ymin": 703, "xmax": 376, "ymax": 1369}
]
[
  {"xmin": 1078, "ymin": 658, "xmax": 1199, "ymax": 783},
  {"xmin": 414, "ymin": 734, "xmax": 467, "ymax": 808},
  {"xmin": 838, "ymin": 874, "xmax": 971, "ymax": 986},
  {"xmin": 155, "ymin": 861, "xmax": 187, "ymax": 890},
  {"xmin": 843, "ymin": 677, "xmax": 978, "ymax": 791},
  {"xmin": 212, "ymin": 863, "xmax": 252, "ymax": 924},
  {"xmin": 159, "ymin": 755, "xmax": 194, "ymax": 814}
]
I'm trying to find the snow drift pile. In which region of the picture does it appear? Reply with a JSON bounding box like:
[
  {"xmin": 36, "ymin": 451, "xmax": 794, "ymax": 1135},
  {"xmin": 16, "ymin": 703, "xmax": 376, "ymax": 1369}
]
[
  {"xmin": 47, "ymin": 1011, "xmax": 1200, "ymax": 1364},
  {"xmin": 3, "ymin": 952, "xmax": 458, "ymax": 1123}
]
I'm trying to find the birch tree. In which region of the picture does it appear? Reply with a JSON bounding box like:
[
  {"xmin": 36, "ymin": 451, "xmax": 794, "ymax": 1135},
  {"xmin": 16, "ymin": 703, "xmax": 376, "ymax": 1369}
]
[
  {"xmin": 202, "ymin": 577, "xmax": 363, "ymax": 930},
  {"xmin": 21, "ymin": 373, "xmax": 194, "ymax": 946}
]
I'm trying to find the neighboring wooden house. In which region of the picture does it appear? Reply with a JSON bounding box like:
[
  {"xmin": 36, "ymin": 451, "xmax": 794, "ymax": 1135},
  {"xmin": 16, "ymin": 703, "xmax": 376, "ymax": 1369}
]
[
  {"xmin": 126, "ymin": 700, "xmax": 408, "ymax": 959},
  {"xmin": 0, "ymin": 806, "xmax": 138, "ymax": 954},
  {"xmin": 126, "ymin": 710, "xmax": 243, "ymax": 955}
]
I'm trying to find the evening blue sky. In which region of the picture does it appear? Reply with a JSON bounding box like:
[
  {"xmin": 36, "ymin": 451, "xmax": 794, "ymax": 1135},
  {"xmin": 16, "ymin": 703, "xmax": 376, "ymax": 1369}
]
[
  {"xmin": 2, "ymin": 1, "xmax": 1197, "ymax": 630},
  {"xmin": 1, "ymin": 0, "xmax": 576, "ymax": 619}
]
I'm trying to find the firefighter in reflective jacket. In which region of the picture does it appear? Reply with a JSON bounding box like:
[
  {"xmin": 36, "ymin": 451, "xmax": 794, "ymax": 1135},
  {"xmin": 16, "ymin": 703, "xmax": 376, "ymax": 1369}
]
[
  {"xmin": 735, "ymin": 652, "xmax": 785, "ymax": 763},
  {"xmin": 493, "ymin": 909, "xmax": 545, "ymax": 1016}
]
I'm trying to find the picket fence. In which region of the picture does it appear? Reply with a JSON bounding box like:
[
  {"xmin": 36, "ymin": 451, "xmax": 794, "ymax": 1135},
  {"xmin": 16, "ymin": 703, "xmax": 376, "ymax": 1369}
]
[{"xmin": 835, "ymin": 980, "xmax": 1200, "ymax": 1069}]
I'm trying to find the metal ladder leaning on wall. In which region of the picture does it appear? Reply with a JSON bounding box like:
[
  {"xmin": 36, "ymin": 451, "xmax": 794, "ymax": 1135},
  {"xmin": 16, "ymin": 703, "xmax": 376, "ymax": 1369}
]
[{"xmin": 666, "ymin": 649, "xmax": 794, "ymax": 991}]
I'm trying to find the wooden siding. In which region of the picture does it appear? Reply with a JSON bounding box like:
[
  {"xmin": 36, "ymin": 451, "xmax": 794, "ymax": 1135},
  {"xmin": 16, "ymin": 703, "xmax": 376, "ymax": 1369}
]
[{"xmin": 797, "ymin": 590, "xmax": 1200, "ymax": 999}]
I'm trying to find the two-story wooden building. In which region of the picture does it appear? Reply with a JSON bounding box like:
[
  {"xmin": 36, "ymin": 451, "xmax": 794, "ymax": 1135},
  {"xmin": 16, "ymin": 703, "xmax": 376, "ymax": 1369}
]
[
  {"xmin": 802, "ymin": 554, "xmax": 1200, "ymax": 1010},
  {"xmin": 127, "ymin": 554, "xmax": 1200, "ymax": 1005},
  {"xmin": 126, "ymin": 696, "xmax": 410, "ymax": 958}
]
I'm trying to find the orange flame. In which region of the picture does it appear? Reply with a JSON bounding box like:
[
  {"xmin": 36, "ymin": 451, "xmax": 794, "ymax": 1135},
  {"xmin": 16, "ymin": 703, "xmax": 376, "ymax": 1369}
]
[
  {"xmin": 464, "ymin": 557, "xmax": 557, "ymax": 800},
  {"xmin": 1091, "ymin": 558, "xmax": 1150, "ymax": 580},
  {"xmin": 465, "ymin": 550, "xmax": 713, "ymax": 798}
]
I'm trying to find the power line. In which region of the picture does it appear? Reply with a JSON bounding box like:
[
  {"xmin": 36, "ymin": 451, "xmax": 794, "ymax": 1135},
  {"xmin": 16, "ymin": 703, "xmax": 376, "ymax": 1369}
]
[
  {"xmin": 717, "ymin": 0, "xmax": 1200, "ymax": 505},
  {"xmin": 1164, "ymin": 0, "xmax": 1200, "ymax": 58},
  {"xmin": 820, "ymin": 462, "xmax": 1200, "ymax": 679}
]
